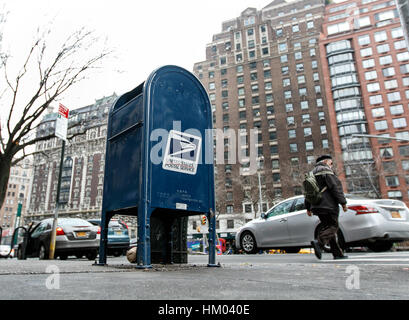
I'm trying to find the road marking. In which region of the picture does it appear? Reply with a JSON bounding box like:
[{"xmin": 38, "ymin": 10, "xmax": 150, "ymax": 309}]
[{"xmin": 321, "ymin": 258, "xmax": 409, "ymax": 263}]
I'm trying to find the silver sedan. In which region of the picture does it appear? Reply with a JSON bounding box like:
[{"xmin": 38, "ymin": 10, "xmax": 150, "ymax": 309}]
[{"xmin": 236, "ymin": 195, "xmax": 409, "ymax": 254}]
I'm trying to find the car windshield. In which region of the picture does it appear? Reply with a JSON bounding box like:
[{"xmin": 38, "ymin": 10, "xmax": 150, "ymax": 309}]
[
  {"xmin": 59, "ymin": 219, "xmax": 93, "ymax": 227},
  {"xmin": 345, "ymin": 194, "xmax": 372, "ymax": 200},
  {"xmin": 109, "ymin": 220, "xmax": 126, "ymax": 229}
]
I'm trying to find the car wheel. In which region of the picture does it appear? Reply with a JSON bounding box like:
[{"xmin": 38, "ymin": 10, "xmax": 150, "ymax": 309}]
[
  {"xmin": 112, "ymin": 250, "xmax": 122, "ymax": 257},
  {"xmin": 86, "ymin": 250, "xmax": 98, "ymax": 261},
  {"xmin": 367, "ymin": 241, "xmax": 393, "ymax": 252},
  {"xmin": 39, "ymin": 244, "xmax": 48, "ymax": 260},
  {"xmin": 240, "ymin": 232, "xmax": 257, "ymax": 254}
]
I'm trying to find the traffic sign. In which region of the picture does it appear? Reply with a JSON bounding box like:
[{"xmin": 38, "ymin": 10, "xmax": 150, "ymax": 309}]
[{"xmin": 55, "ymin": 103, "xmax": 69, "ymax": 140}]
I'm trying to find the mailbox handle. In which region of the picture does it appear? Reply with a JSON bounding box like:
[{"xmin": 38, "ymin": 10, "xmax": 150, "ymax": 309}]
[{"xmin": 108, "ymin": 120, "xmax": 144, "ymax": 141}]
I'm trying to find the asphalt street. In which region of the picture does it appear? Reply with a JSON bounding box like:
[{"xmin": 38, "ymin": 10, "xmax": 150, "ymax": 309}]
[{"xmin": 0, "ymin": 251, "xmax": 408, "ymax": 300}]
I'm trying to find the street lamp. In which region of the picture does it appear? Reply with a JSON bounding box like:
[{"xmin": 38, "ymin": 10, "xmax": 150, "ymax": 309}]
[
  {"xmin": 12, "ymin": 194, "xmax": 24, "ymax": 248},
  {"xmin": 257, "ymin": 156, "xmax": 264, "ymax": 218},
  {"xmin": 351, "ymin": 133, "xmax": 409, "ymax": 142}
]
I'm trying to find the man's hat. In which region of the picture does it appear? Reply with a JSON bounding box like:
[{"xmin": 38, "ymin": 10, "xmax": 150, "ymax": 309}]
[{"xmin": 316, "ymin": 154, "xmax": 332, "ymax": 163}]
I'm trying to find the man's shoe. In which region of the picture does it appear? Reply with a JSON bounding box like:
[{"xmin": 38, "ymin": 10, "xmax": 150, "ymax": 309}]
[
  {"xmin": 311, "ymin": 240, "xmax": 322, "ymax": 260},
  {"xmin": 333, "ymin": 255, "xmax": 348, "ymax": 260}
]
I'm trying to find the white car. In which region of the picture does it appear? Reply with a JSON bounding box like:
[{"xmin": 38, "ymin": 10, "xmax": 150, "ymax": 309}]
[
  {"xmin": 0, "ymin": 245, "xmax": 12, "ymax": 258},
  {"xmin": 236, "ymin": 195, "xmax": 409, "ymax": 254}
]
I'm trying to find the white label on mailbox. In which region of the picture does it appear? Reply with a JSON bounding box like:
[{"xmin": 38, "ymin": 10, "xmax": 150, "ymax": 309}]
[
  {"xmin": 176, "ymin": 203, "xmax": 187, "ymax": 210},
  {"xmin": 162, "ymin": 130, "xmax": 201, "ymax": 175}
]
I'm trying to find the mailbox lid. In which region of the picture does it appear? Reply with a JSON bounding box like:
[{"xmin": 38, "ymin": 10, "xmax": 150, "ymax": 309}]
[
  {"xmin": 103, "ymin": 86, "xmax": 144, "ymax": 214},
  {"xmin": 144, "ymin": 65, "xmax": 214, "ymax": 213}
]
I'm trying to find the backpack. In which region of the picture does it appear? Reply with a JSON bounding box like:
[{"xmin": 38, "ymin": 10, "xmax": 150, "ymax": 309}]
[{"xmin": 302, "ymin": 170, "xmax": 334, "ymax": 205}]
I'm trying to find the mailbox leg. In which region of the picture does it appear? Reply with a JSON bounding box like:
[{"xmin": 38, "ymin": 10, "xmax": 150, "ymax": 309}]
[
  {"xmin": 96, "ymin": 211, "xmax": 111, "ymax": 266},
  {"xmin": 207, "ymin": 211, "xmax": 219, "ymax": 267},
  {"xmin": 136, "ymin": 207, "xmax": 153, "ymax": 269}
]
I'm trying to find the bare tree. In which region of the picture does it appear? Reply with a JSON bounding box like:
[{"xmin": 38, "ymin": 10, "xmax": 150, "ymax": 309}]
[{"xmin": 0, "ymin": 19, "xmax": 112, "ymax": 209}]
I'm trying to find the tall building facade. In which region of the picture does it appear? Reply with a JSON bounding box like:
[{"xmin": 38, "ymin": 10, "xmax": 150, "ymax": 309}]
[
  {"xmin": 192, "ymin": 0, "xmax": 333, "ymax": 238},
  {"xmin": 0, "ymin": 158, "xmax": 32, "ymax": 235},
  {"xmin": 25, "ymin": 94, "xmax": 137, "ymax": 237},
  {"xmin": 320, "ymin": 0, "xmax": 409, "ymax": 203}
]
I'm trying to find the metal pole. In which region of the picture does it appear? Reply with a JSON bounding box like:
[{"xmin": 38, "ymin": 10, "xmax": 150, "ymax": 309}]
[
  {"xmin": 258, "ymin": 171, "xmax": 262, "ymax": 216},
  {"xmin": 12, "ymin": 198, "xmax": 23, "ymax": 248},
  {"xmin": 49, "ymin": 139, "xmax": 65, "ymax": 259},
  {"xmin": 257, "ymin": 156, "xmax": 264, "ymax": 218}
]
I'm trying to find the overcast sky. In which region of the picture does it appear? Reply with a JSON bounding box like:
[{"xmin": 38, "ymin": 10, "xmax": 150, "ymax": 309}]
[{"xmin": 1, "ymin": 0, "xmax": 278, "ymax": 110}]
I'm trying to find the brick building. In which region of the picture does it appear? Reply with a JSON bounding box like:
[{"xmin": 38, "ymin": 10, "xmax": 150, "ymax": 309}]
[
  {"xmin": 0, "ymin": 158, "xmax": 32, "ymax": 235},
  {"xmin": 25, "ymin": 94, "xmax": 137, "ymax": 237},
  {"xmin": 320, "ymin": 0, "xmax": 409, "ymax": 202},
  {"xmin": 192, "ymin": 0, "xmax": 333, "ymax": 237}
]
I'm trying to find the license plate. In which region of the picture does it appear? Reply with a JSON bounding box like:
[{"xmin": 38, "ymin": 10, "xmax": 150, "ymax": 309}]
[
  {"xmin": 391, "ymin": 211, "xmax": 401, "ymax": 219},
  {"xmin": 115, "ymin": 231, "xmax": 122, "ymax": 235},
  {"xmin": 76, "ymin": 232, "xmax": 87, "ymax": 237}
]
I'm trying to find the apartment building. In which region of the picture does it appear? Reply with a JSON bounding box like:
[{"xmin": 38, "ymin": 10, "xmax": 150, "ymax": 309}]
[
  {"xmin": 24, "ymin": 94, "xmax": 137, "ymax": 237},
  {"xmin": 0, "ymin": 158, "xmax": 32, "ymax": 233},
  {"xmin": 320, "ymin": 0, "xmax": 409, "ymax": 202},
  {"xmin": 192, "ymin": 0, "xmax": 333, "ymax": 238}
]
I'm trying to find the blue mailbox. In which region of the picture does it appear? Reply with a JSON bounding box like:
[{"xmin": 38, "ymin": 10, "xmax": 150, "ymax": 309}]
[{"xmin": 98, "ymin": 65, "xmax": 216, "ymax": 268}]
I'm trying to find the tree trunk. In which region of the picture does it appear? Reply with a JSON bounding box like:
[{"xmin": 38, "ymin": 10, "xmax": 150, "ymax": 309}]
[{"xmin": 0, "ymin": 156, "xmax": 12, "ymax": 210}]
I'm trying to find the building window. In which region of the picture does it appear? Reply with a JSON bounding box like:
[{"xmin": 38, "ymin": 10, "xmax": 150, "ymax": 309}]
[
  {"xmin": 367, "ymin": 82, "xmax": 380, "ymax": 92},
  {"xmin": 360, "ymin": 47, "xmax": 373, "ymax": 57},
  {"xmin": 279, "ymin": 43, "xmax": 288, "ymax": 52},
  {"xmin": 374, "ymin": 30, "xmax": 388, "ymax": 42},
  {"xmin": 392, "ymin": 118, "xmax": 407, "ymax": 128},
  {"xmin": 386, "ymin": 176, "xmax": 400, "ymax": 187},
  {"xmin": 227, "ymin": 220, "xmax": 234, "ymax": 229},
  {"xmin": 372, "ymin": 107, "xmax": 385, "ymax": 118},
  {"xmin": 365, "ymin": 70, "xmax": 377, "ymax": 80},
  {"xmin": 379, "ymin": 55, "xmax": 393, "ymax": 65},
  {"xmin": 370, "ymin": 94, "xmax": 383, "ymax": 105},
  {"xmin": 388, "ymin": 191, "xmax": 402, "ymax": 200},
  {"xmin": 305, "ymin": 141, "xmax": 314, "ymax": 151},
  {"xmin": 380, "ymin": 147, "xmax": 394, "ymax": 158},
  {"xmin": 390, "ymin": 104, "xmax": 404, "ymax": 115},
  {"xmin": 295, "ymin": 51, "xmax": 302, "ymax": 60},
  {"xmin": 399, "ymin": 145, "xmax": 409, "ymax": 156},
  {"xmin": 392, "ymin": 27, "xmax": 404, "ymax": 38},
  {"xmin": 374, "ymin": 120, "xmax": 388, "ymax": 130},
  {"xmin": 382, "ymin": 67, "xmax": 395, "ymax": 77},
  {"xmin": 363, "ymin": 59, "xmax": 375, "ymax": 68},
  {"xmin": 385, "ymin": 79, "xmax": 398, "ymax": 90},
  {"xmin": 397, "ymin": 52, "xmax": 409, "ymax": 62},
  {"xmin": 387, "ymin": 91, "xmax": 401, "ymax": 102},
  {"xmin": 358, "ymin": 34, "xmax": 371, "ymax": 45}
]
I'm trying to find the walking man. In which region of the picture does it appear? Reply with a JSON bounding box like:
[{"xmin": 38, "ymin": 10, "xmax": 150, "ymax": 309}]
[{"xmin": 305, "ymin": 154, "xmax": 348, "ymax": 260}]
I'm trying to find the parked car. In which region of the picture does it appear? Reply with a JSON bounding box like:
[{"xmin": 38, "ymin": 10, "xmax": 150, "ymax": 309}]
[
  {"xmin": 128, "ymin": 238, "xmax": 138, "ymax": 249},
  {"xmin": 0, "ymin": 245, "xmax": 12, "ymax": 258},
  {"xmin": 88, "ymin": 219, "xmax": 130, "ymax": 257},
  {"xmin": 236, "ymin": 195, "xmax": 409, "ymax": 254},
  {"xmin": 17, "ymin": 218, "xmax": 100, "ymax": 260}
]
